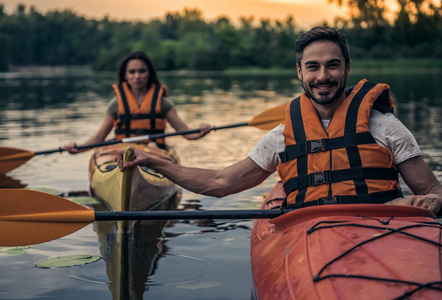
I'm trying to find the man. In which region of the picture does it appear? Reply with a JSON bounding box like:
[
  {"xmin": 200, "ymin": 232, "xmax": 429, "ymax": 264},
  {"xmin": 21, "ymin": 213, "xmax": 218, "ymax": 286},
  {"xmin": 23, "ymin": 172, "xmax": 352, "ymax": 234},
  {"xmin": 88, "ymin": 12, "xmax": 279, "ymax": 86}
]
[{"xmin": 116, "ymin": 26, "xmax": 442, "ymax": 214}]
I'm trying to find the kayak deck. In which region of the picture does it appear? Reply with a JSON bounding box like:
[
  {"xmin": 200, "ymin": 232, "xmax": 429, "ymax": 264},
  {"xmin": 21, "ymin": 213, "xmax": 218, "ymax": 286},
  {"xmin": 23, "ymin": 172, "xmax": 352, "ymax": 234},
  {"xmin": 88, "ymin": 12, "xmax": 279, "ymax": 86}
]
[
  {"xmin": 251, "ymin": 182, "xmax": 442, "ymax": 300},
  {"xmin": 88, "ymin": 143, "xmax": 180, "ymax": 211}
]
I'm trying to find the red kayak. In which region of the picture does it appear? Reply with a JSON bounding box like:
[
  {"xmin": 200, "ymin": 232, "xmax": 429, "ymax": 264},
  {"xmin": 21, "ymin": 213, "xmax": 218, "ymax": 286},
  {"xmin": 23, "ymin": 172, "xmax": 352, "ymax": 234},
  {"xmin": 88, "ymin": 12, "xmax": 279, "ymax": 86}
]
[{"xmin": 251, "ymin": 182, "xmax": 442, "ymax": 300}]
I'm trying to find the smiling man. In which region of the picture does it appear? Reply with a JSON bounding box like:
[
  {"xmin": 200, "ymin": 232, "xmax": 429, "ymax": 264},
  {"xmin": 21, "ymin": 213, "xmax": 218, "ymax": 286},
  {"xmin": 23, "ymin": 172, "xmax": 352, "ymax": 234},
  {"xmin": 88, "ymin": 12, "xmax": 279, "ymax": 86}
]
[{"xmin": 116, "ymin": 26, "xmax": 442, "ymax": 215}]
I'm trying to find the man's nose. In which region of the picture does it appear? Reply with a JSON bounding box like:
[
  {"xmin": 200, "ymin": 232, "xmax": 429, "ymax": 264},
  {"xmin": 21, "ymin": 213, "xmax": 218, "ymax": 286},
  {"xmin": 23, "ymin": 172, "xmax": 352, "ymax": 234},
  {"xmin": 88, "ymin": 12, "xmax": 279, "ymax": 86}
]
[{"xmin": 317, "ymin": 67, "xmax": 329, "ymax": 82}]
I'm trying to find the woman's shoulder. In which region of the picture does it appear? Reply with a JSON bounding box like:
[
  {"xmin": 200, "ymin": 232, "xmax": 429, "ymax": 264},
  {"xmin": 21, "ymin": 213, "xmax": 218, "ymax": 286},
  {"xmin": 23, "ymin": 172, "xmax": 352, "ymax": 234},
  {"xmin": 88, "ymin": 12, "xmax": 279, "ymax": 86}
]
[
  {"xmin": 161, "ymin": 96, "xmax": 175, "ymax": 114},
  {"xmin": 106, "ymin": 96, "xmax": 118, "ymax": 118}
]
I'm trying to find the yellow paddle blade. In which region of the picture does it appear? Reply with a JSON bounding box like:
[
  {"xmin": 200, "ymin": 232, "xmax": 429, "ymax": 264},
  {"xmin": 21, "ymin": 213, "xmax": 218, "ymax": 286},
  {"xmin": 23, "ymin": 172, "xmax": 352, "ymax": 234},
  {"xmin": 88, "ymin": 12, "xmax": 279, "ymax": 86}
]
[
  {"xmin": 0, "ymin": 189, "xmax": 95, "ymax": 246},
  {"xmin": 0, "ymin": 147, "xmax": 36, "ymax": 174},
  {"xmin": 247, "ymin": 102, "xmax": 287, "ymax": 130}
]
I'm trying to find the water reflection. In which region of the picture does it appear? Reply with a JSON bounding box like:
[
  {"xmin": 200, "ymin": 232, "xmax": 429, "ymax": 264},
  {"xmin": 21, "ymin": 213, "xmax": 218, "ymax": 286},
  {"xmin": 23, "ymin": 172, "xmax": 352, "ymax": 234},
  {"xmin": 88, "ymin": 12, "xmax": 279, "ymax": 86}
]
[{"xmin": 93, "ymin": 193, "xmax": 180, "ymax": 299}]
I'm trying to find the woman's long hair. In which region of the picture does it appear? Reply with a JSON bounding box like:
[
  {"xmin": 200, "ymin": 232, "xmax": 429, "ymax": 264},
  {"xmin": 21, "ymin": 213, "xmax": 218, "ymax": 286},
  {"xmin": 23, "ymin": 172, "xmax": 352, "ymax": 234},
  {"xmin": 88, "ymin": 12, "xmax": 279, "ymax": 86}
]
[{"xmin": 117, "ymin": 51, "xmax": 167, "ymax": 95}]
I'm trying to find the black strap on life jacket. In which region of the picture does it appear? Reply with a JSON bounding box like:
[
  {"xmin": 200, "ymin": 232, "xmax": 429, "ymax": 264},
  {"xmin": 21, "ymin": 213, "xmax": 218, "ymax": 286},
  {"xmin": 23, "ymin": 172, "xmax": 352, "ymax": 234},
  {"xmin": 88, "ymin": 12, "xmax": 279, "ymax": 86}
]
[
  {"xmin": 283, "ymin": 95, "xmax": 307, "ymax": 209},
  {"xmin": 115, "ymin": 84, "xmax": 165, "ymax": 138},
  {"xmin": 150, "ymin": 84, "xmax": 161, "ymax": 130},
  {"xmin": 116, "ymin": 83, "xmax": 131, "ymax": 134},
  {"xmin": 281, "ymin": 81, "xmax": 401, "ymax": 209},
  {"xmin": 279, "ymin": 132, "xmax": 376, "ymax": 163},
  {"xmin": 284, "ymin": 188, "xmax": 403, "ymax": 209},
  {"xmin": 282, "ymin": 167, "xmax": 399, "ymax": 193}
]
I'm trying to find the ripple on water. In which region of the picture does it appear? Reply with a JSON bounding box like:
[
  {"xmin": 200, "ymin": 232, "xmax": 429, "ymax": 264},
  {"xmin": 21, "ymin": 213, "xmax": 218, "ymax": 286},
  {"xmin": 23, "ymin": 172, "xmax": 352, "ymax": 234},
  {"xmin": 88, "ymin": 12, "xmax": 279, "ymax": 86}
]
[{"xmin": 147, "ymin": 254, "xmax": 219, "ymax": 288}]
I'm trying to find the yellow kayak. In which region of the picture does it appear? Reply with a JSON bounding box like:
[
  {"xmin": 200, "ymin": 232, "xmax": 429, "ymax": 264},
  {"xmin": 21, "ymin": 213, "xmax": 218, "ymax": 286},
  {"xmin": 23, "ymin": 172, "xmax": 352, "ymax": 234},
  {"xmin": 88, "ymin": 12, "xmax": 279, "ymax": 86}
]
[{"xmin": 88, "ymin": 143, "xmax": 181, "ymax": 211}]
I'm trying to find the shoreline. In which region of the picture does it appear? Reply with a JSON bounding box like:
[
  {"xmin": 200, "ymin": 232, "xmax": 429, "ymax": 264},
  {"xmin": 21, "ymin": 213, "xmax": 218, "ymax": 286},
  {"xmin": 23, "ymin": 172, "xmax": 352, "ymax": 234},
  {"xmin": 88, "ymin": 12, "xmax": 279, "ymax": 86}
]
[{"xmin": 3, "ymin": 58, "xmax": 442, "ymax": 77}]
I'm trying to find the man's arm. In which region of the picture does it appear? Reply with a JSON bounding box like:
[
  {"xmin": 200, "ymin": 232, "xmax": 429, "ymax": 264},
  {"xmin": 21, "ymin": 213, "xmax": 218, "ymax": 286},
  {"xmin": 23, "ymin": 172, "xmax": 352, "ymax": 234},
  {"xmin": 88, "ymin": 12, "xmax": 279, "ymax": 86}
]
[
  {"xmin": 390, "ymin": 156, "xmax": 442, "ymax": 214},
  {"xmin": 116, "ymin": 148, "xmax": 273, "ymax": 198}
]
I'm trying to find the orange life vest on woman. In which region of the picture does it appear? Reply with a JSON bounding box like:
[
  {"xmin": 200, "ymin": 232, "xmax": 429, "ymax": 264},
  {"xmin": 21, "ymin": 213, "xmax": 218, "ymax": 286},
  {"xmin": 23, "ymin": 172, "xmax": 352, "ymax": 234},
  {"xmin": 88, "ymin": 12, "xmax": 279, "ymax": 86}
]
[
  {"xmin": 113, "ymin": 82, "xmax": 167, "ymax": 147},
  {"xmin": 277, "ymin": 79, "xmax": 403, "ymax": 209}
]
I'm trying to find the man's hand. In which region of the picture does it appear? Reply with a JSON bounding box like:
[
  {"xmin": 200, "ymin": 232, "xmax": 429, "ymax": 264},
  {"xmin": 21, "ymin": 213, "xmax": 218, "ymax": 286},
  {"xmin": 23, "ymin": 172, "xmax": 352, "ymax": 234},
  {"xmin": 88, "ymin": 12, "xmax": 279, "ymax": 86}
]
[
  {"xmin": 385, "ymin": 194, "xmax": 442, "ymax": 214},
  {"xmin": 116, "ymin": 147, "xmax": 151, "ymax": 171}
]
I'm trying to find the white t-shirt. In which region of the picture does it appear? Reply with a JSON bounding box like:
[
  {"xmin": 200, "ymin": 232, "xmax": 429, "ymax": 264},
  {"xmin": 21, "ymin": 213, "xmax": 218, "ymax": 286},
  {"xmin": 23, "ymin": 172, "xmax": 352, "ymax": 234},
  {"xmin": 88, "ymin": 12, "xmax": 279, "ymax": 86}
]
[{"xmin": 249, "ymin": 110, "xmax": 421, "ymax": 173}]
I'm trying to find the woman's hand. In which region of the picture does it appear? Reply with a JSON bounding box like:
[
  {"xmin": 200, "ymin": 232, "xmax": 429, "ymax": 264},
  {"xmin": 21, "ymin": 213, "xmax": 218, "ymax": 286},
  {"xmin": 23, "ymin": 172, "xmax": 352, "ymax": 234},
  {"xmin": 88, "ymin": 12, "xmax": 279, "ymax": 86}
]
[
  {"xmin": 197, "ymin": 122, "xmax": 212, "ymax": 138},
  {"xmin": 63, "ymin": 142, "xmax": 79, "ymax": 154}
]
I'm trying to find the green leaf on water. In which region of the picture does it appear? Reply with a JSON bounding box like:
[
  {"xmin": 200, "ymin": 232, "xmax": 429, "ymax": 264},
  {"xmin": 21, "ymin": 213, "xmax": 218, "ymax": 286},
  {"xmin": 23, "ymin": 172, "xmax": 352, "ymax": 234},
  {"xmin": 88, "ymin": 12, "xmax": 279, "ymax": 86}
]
[
  {"xmin": 0, "ymin": 246, "xmax": 30, "ymax": 257},
  {"xmin": 66, "ymin": 196, "xmax": 100, "ymax": 205},
  {"xmin": 35, "ymin": 254, "xmax": 101, "ymax": 269},
  {"xmin": 234, "ymin": 202, "xmax": 260, "ymax": 209}
]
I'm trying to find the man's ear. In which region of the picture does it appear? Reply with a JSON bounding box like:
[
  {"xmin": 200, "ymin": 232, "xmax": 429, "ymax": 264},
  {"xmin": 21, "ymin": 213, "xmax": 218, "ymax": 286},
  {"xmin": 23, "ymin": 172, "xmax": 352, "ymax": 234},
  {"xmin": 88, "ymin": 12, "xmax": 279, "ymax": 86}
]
[
  {"xmin": 345, "ymin": 60, "xmax": 351, "ymax": 77},
  {"xmin": 297, "ymin": 63, "xmax": 302, "ymax": 80}
]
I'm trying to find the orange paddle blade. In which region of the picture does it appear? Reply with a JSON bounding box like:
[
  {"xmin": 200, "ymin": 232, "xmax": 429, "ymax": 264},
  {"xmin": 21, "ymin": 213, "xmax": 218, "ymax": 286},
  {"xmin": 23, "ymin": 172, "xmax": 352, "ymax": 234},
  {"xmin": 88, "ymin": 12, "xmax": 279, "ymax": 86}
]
[
  {"xmin": 247, "ymin": 102, "xmax": 287, "ymax": 130},
  {"xmin": 0, "ymin": 189, "xmax": 95, "ymax": 246},
  {"xmin": 0, "ymin": 147, "xmax": 35, "ymax": 174}
]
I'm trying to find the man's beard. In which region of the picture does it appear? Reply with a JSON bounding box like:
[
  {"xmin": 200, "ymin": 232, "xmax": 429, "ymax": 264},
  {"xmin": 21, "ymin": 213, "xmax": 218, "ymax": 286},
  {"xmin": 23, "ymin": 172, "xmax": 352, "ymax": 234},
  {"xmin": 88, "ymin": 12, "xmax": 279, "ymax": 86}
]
[{"xmin": 303, "ymin": 78, "xmax": 346, "ymax": 105}]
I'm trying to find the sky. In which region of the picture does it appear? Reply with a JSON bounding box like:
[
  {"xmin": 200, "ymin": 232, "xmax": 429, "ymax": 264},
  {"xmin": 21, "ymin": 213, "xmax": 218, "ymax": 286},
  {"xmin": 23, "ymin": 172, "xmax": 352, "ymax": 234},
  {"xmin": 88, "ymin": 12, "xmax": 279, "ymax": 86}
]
[{"xmin": 1, "ymin": 0, "xmax": 349, "ymax": 29}]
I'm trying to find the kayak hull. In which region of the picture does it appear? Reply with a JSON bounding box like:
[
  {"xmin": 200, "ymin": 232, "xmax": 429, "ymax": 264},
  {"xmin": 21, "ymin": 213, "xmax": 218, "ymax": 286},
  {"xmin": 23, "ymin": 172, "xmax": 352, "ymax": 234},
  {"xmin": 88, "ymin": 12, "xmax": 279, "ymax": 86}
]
[
  {"xmin": 251, "ymin": 182, "xmax": 442, "ymax": 300},
  {"xmin": 88, "ymin": 143, "xmax": 181, "ymax": 211}
]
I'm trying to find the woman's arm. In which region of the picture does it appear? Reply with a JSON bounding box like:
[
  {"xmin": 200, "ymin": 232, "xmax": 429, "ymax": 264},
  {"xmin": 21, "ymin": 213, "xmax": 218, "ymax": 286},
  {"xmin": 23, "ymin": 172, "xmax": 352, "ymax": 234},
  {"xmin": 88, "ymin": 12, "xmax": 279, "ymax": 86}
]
[
  {"xmin": 165, "ymin": 107, "xmax": 211, "ymax": 140},
  {"xmin": 64, "ymin": 113, "xmax": 115, "ymax": 154}
]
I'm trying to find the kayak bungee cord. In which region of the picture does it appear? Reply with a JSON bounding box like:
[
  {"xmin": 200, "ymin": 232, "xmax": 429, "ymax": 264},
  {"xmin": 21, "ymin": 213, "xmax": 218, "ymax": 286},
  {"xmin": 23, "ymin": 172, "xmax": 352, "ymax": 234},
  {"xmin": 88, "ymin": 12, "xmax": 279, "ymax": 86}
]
[{"xmin": 308, "ymin": 216, "xmax": 442, "ymax": 299}]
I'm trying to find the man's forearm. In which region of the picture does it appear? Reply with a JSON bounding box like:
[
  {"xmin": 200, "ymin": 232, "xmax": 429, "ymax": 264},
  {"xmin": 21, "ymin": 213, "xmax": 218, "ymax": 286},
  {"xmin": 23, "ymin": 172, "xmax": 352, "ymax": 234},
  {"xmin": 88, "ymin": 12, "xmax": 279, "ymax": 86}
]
[
  {"xmin": 118, "ymin": 148, "xmax": 271, "ymax": 199},
  {"xmin": 149, "ymin": 158, "xmax": 230, "ymax": 197},
  {"xmin": 147, "ymin": 156, "xmax": 271, "ymax": 198}
]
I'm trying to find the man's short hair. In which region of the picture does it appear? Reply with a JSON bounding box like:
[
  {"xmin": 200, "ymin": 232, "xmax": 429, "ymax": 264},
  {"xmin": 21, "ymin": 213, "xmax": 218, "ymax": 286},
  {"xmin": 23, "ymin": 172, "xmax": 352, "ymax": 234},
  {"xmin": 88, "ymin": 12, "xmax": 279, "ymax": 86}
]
[{"xmin": 295, "ymin": 26, "xmax": 351, "ymax": 67}]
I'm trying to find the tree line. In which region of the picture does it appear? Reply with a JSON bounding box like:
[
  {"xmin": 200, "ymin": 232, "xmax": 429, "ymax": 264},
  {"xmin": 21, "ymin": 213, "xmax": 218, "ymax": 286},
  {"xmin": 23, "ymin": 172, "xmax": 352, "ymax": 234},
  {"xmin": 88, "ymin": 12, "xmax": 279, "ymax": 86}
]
[{"xmin": 0, "ymin": 0, "xmax": 440, "ymax": 71}]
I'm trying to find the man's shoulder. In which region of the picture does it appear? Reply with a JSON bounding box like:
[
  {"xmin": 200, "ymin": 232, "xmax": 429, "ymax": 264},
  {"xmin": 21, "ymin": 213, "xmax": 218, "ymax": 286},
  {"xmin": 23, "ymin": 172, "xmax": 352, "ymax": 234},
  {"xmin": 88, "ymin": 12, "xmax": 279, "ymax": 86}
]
[{"xmin": 369, "ymin": 109, "xmax": 396, "ymax": 122}]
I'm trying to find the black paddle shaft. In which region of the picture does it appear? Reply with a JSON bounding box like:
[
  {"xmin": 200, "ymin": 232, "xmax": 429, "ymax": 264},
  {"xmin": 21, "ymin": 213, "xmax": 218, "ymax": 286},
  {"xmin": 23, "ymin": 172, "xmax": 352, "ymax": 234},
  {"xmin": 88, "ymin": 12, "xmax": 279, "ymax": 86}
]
[
  {"xmin": 34, "ymin": 122, "xmax": 249, "ymax": 155},
  {"xmin": 94, "ymin": 208, "xmax": 288, "ymax": 221}
]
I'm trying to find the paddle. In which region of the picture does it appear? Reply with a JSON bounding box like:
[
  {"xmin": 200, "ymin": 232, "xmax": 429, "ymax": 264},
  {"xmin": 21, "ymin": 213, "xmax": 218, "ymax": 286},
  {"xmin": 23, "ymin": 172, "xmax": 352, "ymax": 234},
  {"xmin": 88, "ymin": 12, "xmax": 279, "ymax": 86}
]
[
  {"xmin": 0, "ymin": 189, "xmax": 288, "ymax": 247},
  {"xmin": 0, "ymin": 102, "xmax": 286, "ymax": 174}
]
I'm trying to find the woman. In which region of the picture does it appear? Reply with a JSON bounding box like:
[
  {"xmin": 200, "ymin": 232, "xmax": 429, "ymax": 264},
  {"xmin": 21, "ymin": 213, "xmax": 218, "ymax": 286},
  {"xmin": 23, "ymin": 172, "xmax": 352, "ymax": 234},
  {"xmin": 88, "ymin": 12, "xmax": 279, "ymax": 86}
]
[{"xmin": 64, "ymin": 51, "xmax": 211, "ymax": 153}]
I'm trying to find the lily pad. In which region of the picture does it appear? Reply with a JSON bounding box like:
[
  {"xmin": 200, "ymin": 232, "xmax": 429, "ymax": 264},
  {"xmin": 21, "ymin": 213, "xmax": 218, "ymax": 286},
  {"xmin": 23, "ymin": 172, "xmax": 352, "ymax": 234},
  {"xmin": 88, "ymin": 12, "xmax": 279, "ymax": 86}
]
[
  {"xmin": 66, "ymin": 196, "xmax": 100, "ymax": 205},
  {"xmin": 235, "ymin": 202, "xmax": 260, "ymax": 209},
  {"xmin": 35, "ymin": 254, "xmax": 101, "ymax": 269},
  {"xmin": 0, "ymin": 246, "xmax": 30, "ymax": 257}
]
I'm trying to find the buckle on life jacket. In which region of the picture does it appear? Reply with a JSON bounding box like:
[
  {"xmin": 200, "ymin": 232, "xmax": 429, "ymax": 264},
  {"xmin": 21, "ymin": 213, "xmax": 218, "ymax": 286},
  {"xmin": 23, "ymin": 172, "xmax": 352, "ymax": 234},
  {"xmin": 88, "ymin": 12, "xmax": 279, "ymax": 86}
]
[
  {"xmin": 318, "ymin": 196, "xmax": 341, "ymax": 205},
  {"xmin": 309, "ymin": 171, "xmax": 331, "ymax": 186},
  {"xmin": 306, "ymin": 139, "xmax": 324, "ymax": 153}
]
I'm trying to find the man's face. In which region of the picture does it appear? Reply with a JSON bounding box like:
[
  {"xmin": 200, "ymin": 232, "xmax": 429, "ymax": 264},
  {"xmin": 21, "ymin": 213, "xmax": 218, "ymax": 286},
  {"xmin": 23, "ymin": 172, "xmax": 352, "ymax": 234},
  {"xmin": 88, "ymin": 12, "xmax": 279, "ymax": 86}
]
[{"xmin": 297, "ymin": 41, "xmax": 350, "ymax": 106}]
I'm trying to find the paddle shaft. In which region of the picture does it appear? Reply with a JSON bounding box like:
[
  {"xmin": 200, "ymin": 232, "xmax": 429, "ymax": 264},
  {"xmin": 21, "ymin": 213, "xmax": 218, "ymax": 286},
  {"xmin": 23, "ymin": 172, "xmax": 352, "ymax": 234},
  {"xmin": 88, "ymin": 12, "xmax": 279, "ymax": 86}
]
[
  {"xmin": 32, "ymin": 122, "xmax": 250, "ymax": 155},
  {"xmin": 95, "ymin": 208, "xmax": 286, "ymax": 221}
]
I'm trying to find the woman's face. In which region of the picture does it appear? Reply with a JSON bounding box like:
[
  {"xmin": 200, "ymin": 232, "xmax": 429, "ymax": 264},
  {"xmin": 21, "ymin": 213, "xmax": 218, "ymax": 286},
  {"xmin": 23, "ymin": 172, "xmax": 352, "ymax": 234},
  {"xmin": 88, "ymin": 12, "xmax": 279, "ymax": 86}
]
[{"xmin": 125, "ymin": 59, "xmax": 149, "ymax": 90}]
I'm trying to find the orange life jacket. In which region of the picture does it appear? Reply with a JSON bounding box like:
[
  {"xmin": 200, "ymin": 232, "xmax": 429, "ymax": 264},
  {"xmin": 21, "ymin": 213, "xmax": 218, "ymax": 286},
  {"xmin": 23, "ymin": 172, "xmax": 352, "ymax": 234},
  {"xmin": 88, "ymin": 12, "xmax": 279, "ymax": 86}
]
[
  {"xmin": 277, "ymin": 79, "xmax": 403, "ymax": 209},
  {"xmin": 113, "ymin": 82, "xmax": 167, "ymax": 147}
]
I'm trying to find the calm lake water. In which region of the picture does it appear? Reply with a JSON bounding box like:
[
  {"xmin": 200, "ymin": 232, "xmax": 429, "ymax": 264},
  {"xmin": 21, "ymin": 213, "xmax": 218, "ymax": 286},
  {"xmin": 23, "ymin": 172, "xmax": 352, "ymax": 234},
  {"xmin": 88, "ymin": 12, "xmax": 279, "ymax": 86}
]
[{"xmin": 0, "ymin": 70, "xmax": 441, "ymax": 299}]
